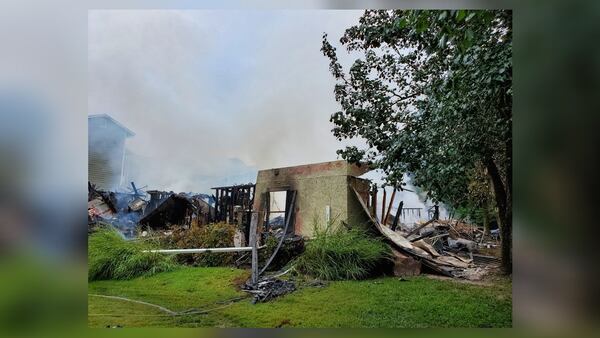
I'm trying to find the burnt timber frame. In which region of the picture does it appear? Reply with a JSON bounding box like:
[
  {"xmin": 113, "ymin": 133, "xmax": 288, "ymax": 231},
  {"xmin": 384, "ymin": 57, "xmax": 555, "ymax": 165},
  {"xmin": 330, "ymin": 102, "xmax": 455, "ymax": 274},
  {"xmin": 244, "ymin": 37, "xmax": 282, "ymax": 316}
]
[{"xmin": 212, "ymin": 184, "xmax": 256, "ymax": 240}]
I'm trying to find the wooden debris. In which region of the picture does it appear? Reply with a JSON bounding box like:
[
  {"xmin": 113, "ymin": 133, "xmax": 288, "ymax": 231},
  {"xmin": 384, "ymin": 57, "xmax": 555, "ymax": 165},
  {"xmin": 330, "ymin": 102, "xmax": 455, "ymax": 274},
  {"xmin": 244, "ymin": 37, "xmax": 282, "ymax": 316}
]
[
  {"xmin": 350, "ymin": 186, "xmax": 499, "ymax": 278},
  {"xmin": 242, "ymin": 277, "xmax": 296, "ymax": 303},
  {"xmin": 413, "ymin": 239, "xmax": 440, "ymax": 257}
]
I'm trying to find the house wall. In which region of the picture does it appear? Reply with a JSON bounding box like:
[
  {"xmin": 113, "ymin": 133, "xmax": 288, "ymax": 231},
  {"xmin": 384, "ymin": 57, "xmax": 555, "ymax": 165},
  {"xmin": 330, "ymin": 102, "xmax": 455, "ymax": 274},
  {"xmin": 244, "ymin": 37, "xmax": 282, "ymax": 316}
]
[
  {"xmin": 88, "ymin": 116, "xmax": 131, "ymax": 190},
  {"xmin": 253, "ymin": 160, "xmax": 371, "ymax": 237},
  {"xmin": 88, "ymin": 138, "xmax": 126, "ymax": 190}
]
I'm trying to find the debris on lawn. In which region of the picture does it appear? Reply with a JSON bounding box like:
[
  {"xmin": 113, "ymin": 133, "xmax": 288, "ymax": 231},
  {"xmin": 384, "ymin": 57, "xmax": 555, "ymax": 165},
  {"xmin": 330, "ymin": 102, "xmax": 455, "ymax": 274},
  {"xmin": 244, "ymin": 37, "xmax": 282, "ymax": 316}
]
[{"xmin": 242, "ymin": 277, "xmax": 296, "ymax": 303}]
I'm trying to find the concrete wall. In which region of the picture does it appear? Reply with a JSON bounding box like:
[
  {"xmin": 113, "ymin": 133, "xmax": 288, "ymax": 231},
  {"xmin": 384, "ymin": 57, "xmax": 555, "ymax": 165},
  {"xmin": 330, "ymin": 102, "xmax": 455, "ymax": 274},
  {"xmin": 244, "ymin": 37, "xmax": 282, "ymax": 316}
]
[
  {"xmin": 347, "ymin": 176, "xmax": 373, "ymax": 228},
  {"xmin": 253, "ymin": 160, "xmax": 371, "ymax": 237}
]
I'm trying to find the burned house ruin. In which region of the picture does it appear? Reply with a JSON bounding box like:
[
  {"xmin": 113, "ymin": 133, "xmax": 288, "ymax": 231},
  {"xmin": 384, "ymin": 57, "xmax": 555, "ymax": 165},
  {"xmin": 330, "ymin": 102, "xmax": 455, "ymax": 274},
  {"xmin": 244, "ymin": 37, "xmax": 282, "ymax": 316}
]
[
  {"xmin": 89, "ymin": 158, "xmax": 498, "ymax": 283},
  {"xmin": 252, "ymin": 160, "xmax": 373, "ymax": 238}
]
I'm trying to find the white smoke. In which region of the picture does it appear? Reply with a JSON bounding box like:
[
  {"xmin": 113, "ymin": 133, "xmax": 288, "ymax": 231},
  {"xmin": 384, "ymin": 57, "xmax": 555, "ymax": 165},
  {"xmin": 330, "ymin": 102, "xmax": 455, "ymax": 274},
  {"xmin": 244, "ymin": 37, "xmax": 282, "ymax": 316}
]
[{"xmin": 88, "ymin": 10, "xmax": 363, "ymax": 193}]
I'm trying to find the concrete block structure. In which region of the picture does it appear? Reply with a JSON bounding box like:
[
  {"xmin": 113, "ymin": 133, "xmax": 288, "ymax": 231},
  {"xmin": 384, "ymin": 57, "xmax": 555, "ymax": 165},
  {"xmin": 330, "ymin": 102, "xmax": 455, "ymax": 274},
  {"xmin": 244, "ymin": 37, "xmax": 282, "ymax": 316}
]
[{"xmin": 253, "ymin": 160, "xmax": 373, "ymax": 237}]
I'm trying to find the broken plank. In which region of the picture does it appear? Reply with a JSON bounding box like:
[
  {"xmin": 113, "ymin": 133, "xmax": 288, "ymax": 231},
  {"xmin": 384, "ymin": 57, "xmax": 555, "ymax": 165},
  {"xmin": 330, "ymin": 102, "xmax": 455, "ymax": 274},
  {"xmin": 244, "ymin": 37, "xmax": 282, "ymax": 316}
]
[
  {"xmin": 383, "ymin": 188, "xmax": 397, "ymax": 225},
  {"xmin": 413, "ymin": 239, "xmax": 440, "ymax": 257}
]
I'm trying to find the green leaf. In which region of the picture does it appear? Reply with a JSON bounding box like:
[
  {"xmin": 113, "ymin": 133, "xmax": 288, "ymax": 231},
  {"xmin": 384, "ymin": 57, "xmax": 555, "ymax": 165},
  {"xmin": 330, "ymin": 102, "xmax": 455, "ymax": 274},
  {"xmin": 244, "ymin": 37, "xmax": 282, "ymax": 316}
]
[
  {"xmin": 438, "ymin": 34, "xmax": 447, "ymax": 48},
  {"xmin": 416, "ymin": 18, "xmax": 429, "ymax": 33},
  {"xmin": 466, "ymin": 29, "xmax": 474, "ymax": 41},
  {"xmin": 395, "ymin": 18, "xmax": 407, "ymax": 29},
  {"xmin": 456, "ymin": 10, "xmax": 466, "ymax": 22}
]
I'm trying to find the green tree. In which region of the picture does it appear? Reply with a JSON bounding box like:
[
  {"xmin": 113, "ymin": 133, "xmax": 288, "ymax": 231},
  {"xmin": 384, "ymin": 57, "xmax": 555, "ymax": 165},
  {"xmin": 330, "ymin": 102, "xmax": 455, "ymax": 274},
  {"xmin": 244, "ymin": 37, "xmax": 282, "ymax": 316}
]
[{"xmin": 322, "ymin": 10, "xmax": 512, "ymax": 273}]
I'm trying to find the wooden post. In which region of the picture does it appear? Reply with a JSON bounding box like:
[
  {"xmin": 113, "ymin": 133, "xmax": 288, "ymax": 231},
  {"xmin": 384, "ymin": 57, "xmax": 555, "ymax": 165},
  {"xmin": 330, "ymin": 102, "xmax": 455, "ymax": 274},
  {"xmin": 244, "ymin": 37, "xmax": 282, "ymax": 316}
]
[
  {"xmin": 391, "ymin": 201, "xmax": 403, "ymax": 231},
  {"xmin": 214, "ymin": 189, "xmax": 219, "ymax": 221},
  {"xmin": 381, "ymin": 188, "xmax": 387, "ymax": 223},
  {"xmin": 433, "ymin": 204, "xmax": 440, "ymax": 220},
  {"xmin": 249, "ymin": 211, "xmax": 259, "ymax": 286},
  {"xmin": 371, "ymin": 186, "xmax": 378, "ymax": 218},
  {"xmin": 384, "ymin": 188, "xmax": 397, "ymax": 225}
]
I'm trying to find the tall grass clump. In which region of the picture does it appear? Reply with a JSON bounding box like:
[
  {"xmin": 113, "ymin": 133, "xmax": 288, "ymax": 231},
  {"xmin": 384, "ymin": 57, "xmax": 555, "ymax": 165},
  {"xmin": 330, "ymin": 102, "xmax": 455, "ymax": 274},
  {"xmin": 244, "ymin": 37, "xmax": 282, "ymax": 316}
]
[
  {"xmin": 293, "ymin": 222, "xmax": 391, "ymax": 280},
  {"xmin": 88, "ymin": 227, "xmax": 177, "ymax": 281}
]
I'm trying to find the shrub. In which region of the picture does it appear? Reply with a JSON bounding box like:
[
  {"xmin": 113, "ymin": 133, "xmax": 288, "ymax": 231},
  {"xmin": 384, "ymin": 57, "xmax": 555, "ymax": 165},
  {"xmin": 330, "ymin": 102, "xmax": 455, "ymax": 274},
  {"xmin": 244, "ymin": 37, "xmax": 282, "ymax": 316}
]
[
  {"xmin": 88, "ymin": 227, "xmax": 177, "ymax": 281},
  {"xmin": 293, "ymin": 224, "xmax": 391, "ymax": 280},
  {"xmin": 165, "ymin": 222, "xmax": 237, "ymax": 267}
]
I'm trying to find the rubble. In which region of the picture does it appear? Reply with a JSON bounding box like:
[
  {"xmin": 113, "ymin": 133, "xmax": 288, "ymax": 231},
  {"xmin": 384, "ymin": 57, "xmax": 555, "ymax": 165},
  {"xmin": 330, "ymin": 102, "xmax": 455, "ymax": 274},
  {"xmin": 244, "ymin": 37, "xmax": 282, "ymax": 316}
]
[
  {"xmin": 448, "ymin": 237, "xmax": 477, "ymax": 252},
  {"xmin": 138, "ymin": 193, "xmax": 197, "ymax": 230},
  {"xmin": 351, "ymin": 187, "xmax": 501, "ymax": 280},
  {"xmin": 88, "ymin": 181, "xmax": 220, "ymax": 238},
  {"xmin": 128, "ymin": 197, "xmax": 146, "ymax": 212},
  {"xmin": 242, "ymin": 277, "xmax": 296, "ymax": 303},
  {"xmin": 88, "ymin": 197, "xmax": 115, "ymax": 220}
]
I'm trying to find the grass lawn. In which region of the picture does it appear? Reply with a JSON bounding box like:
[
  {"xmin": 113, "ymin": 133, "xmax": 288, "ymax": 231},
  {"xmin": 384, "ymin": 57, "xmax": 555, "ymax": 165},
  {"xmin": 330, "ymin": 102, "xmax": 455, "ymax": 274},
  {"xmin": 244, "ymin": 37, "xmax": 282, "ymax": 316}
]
[{"xmin": 88, "ymin": 267, "xmax": 512, "ymax": 328}]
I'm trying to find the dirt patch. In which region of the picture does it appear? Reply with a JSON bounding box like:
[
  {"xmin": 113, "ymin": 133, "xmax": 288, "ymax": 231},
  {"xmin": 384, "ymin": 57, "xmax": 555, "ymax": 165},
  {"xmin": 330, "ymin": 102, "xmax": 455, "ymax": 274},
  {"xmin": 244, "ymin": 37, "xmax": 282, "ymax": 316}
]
[
  {"xmin": 231, "ymin": 270, "xmax": 252, "ymax": 290},
  {"xmin": 276, "ymin": 319, "xmax": 292, "ymax": 328},
  {"xmin": 425, "ymin": 274, "xmax": 494, "ymax": 286},
  {"xmin": 477, "ymin": 245, "xmax": 501, "ymax": 257},
  {"xmin": 424, "ymin": 266, "xmax": 509, "ymax": 287}
]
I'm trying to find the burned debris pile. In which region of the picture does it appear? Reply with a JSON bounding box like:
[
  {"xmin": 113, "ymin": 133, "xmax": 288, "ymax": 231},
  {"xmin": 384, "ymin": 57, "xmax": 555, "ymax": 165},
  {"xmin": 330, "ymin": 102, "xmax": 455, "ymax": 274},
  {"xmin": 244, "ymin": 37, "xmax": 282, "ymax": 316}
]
[
  {"xmin": 391, "ymin": 220, "xmax": 499, "ymax": 280},
  {"xmin": 88, "ymin": 182, "xmax": 144, "ymax": 237},
  {"xmin": 88, "ymin": 182, "xmax": 117, "ymax": 227},
  {"xmin": 242, "ymin": 277, "xmax": 296, "ymax": 303},
  {"xmin": 88, "ymin": 182, "xmax": 216, "ymax": 238},
  {"xmin": 139, "ymin": 193, "xmax": 196, "ymax": 230},
  {"xmin": 352, "ymin": 187, "xmax": 500, "ymax": 280}
]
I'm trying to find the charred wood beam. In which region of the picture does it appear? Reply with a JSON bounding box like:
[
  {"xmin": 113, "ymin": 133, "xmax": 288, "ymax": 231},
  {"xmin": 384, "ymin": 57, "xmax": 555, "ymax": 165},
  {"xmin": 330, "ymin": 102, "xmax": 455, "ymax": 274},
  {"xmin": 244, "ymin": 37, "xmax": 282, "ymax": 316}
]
[
  {"xmin": 381, "ymin": 188, "xmax": 387, "ymax": 223},
  {"xmin": 391, "ymin": 201, "xmax": 403, "ymax": 231},
  {"xmin": 384, "ymin": 188, "xmax": 397, "ymax": 225}
]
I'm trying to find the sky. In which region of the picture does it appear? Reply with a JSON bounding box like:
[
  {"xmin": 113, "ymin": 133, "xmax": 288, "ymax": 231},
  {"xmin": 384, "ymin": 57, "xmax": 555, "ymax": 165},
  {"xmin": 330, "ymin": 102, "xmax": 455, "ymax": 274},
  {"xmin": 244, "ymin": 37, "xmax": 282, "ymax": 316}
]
[{"xmin": 88, "ymin": 10, "xmax": 364, "ymax": 192}]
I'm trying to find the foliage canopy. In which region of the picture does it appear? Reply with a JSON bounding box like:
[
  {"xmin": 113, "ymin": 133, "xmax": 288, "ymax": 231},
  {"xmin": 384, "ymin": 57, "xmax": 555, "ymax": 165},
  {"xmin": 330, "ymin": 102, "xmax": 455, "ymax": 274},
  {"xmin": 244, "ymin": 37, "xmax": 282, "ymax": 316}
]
[{"xmin": 322, "ymin": 10, "xmax": 512, "ymax": 271}]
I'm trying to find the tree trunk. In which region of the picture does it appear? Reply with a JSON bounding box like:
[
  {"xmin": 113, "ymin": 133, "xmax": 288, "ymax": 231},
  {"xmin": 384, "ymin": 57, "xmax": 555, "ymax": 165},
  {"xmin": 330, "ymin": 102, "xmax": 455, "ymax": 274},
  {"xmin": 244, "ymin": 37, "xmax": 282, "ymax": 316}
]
[{"xmin": 485, "ymin": 157, "xmax": 512, "ymax": 274}]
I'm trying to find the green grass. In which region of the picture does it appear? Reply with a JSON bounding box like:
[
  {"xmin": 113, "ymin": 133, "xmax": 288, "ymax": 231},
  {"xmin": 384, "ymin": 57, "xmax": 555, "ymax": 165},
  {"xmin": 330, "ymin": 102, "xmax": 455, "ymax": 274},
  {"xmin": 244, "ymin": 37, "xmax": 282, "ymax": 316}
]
[
  {"xmin": 88, "ymin": 267, "xmax": 512, "ymax": 328},
  {"xmin": 88, "ymin": 227, "xmax": 178, "ymax": 281}
]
